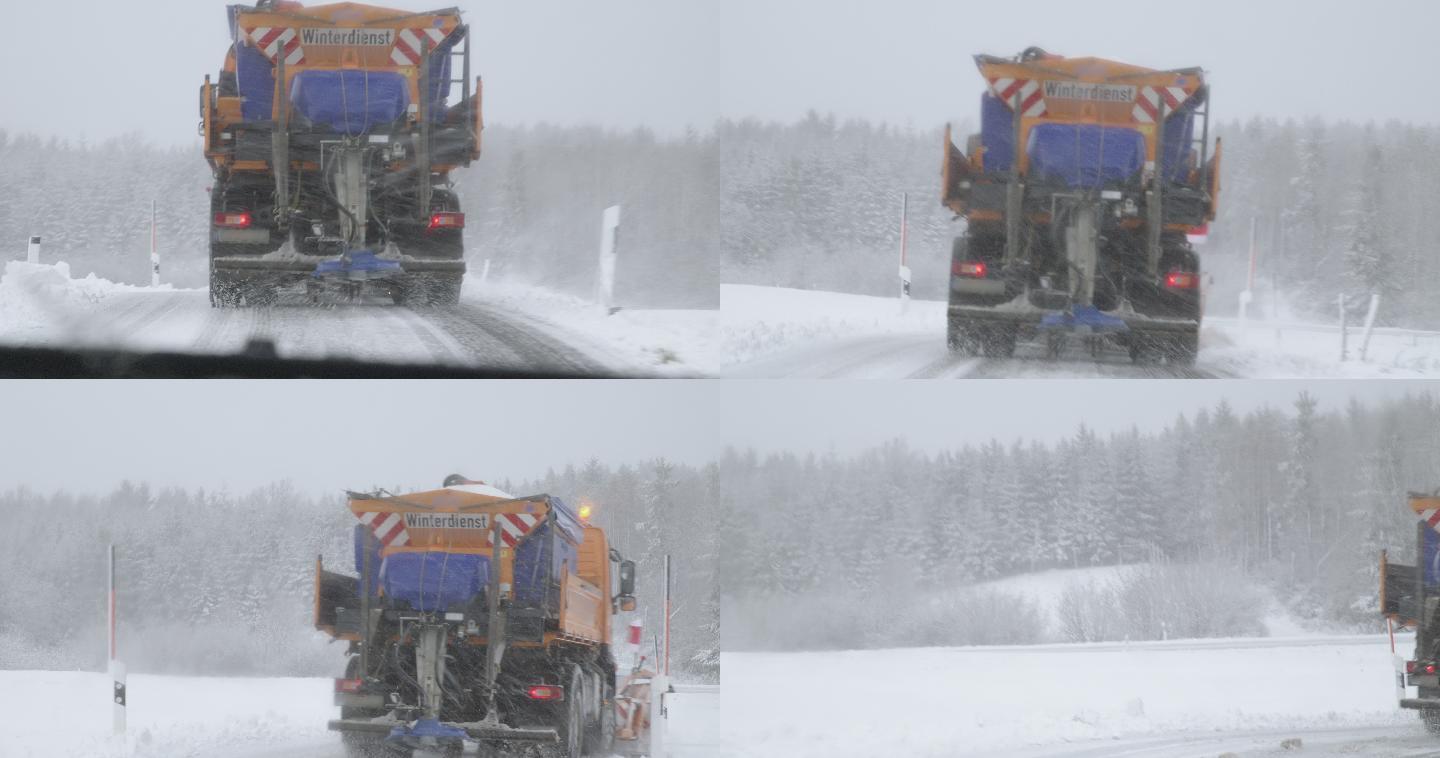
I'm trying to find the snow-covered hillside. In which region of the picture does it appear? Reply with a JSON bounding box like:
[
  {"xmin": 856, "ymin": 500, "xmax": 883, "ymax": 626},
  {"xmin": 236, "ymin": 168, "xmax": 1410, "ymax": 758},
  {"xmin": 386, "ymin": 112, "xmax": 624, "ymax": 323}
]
[
  {"xmin": 721, "ymin": 284, "xmax": 1440, "ymax": 378},
  {"xmin": 724, "ymin": 635, "xmax": 1415, "ymax": 757}
]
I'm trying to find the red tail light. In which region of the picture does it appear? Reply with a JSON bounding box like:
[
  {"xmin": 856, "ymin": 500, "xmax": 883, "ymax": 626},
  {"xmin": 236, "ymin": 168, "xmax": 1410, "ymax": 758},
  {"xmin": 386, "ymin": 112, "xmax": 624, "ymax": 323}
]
[
  {"xmin": 1428, "ymin": 664, "xmax": 1436, "ymax": 675},
  {"xmin": 334, "ymin": 678, "xmax": 363, "ymax": 693},
  {"xmin": 1408, "ymin": 661, "xmax": 1418, "ymax": 674},
  {"xmin": 213, "ymin": 211, "xmax": 253, "ymax": 229},
  {"xmin": 526, "ymin": 685, "xmax": 564, "ymax": 701},
  {"xmin": 1164, "ymin": 271, "xmax": 1198, "ymax": 289},
  {"xmin": 428, "ymin": 212, "xmax": 465, "ymax": 230},
  {"xmin": 953, "ymin": 260, "xmax": 987, "ymax": 278}
]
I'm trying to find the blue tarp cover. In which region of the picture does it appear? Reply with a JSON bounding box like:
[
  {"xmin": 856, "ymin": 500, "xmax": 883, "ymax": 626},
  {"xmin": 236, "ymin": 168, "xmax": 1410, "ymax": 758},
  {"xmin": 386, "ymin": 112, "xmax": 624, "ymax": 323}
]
[
  {"xmin": 1026, "ymin": 123, "xmax": 1145, "ymax": 188},
  {"xmin": 381, "ymin": 552, "xmax": 488, "ymax": 612},
  {"xmin": 290, "ymin": 70, "xmax": 409, "ymax": 133},
  {"xmin": 980, "ymin": 94, "xmax": 1014, "ymax": 174},
  {"xmin": 235, "ymin": 43, "xmax": 275, "ymax": 121}
]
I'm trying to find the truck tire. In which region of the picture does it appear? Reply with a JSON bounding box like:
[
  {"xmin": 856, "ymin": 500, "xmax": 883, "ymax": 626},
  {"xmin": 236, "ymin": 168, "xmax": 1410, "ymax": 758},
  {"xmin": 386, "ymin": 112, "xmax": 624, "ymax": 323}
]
[
  {"xmin": 1167, "ymin": 331, "xmax": 1199, "ymax": 367},
  {"xmin": 583, "ymin": 676, "xmax": 615, "ymax": 756},
  {"xmin": 947, "ymin": 315, "xmax": 979, "ymax": 355},
  {"xmin": 980, "ymin": 323, "xmax": 1017, "ymax": 359},
  {"xmin": 339, "ymin": 657, "xmax": 389, "ymax": 757},
  {"xmin": 209, "ymin": 264, "xmax": 241, "ymax": 308},
  {"xmin": 558, "ymin": 664, "xmax": 585, "ymax": 758},
  {"xmin": 425, "ymin": 273, "xmax": 462, "ymax": 306}
]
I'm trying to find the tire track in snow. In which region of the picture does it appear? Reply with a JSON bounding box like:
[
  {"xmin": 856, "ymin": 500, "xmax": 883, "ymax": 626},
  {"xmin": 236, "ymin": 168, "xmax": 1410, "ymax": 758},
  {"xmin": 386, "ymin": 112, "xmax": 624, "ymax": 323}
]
[{"xmin": 414, "ymin": 302, "xmax": 609, "ymax": 375}]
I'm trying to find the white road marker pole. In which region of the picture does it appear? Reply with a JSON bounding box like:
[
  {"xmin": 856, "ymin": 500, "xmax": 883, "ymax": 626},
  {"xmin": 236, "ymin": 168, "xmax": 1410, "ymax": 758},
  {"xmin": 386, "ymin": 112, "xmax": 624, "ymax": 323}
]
[
  {"xmin": 150, "ymin": 201, "xmax": 160, "ymax": 287},
  {"xmin": 898, "ymin": 192, "xmax": 911, "ymax": 313},
  {"xmin": 598, "ymin": 205, "xmax": 620, "ymax": 314},
  {"xmin": 1338, "ymin": 294, "xmax": 1349, "ymax": 362},
  {"xmin": 1360, "ymin": 293, "xmax": 1381, "ymax": 362},
  {"xmin": 1239, "ymin": 216, "xmax": 1255, "ymax": 324},
  {"xmin": 109, "ymin": 544, "xmax": 126, "ymax": 734},
  {"xmin": 26, "ymin": 235, "xmax": 40, "ymax": 264}
]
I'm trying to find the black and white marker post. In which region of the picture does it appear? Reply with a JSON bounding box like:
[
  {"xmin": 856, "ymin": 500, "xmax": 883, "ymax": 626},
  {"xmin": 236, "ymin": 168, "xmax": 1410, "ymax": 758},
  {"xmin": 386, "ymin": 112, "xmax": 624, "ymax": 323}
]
[
  {"xmin": 109, "ymin": 544, "xmax": 126, "ymax": 734},
  {"xmin": 150, "ymin": 200, "xmax": 160, "ymax": 287},
  {"xmin": 898, "ymin": 192, "xmax": 911, "ymax": 312},
  {"xmin": 26, "ymin": 235, "xmax": 40, "ymax": 264}
]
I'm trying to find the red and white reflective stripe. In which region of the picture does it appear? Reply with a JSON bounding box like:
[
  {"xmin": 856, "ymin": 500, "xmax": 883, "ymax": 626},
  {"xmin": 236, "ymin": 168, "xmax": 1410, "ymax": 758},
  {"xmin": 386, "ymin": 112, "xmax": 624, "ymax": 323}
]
[
  {"xmin": 1421, "ymin": 508, "xmax": 1440, "ymax": 532},
  {"xmin": 245, "ymin": 27, "xmax": 306, "ymax": 66},
  {"xmin": 1132, "ymin": 86, "xmax": 1189, "ymax": 124},
  {"xmin": 390, "ymin": 27, "xmax": 447, "ymax": 66},
  {"xmin": 358, "ymin": 511, "xmax": 410, "ymax": 547},
  {"xmin": 494, "ymin": 513, "xmax": 541, "ymax": 548},
  {"xmin": 989, "ymin": 77, "xmax": 1047, "ymax": 118}
]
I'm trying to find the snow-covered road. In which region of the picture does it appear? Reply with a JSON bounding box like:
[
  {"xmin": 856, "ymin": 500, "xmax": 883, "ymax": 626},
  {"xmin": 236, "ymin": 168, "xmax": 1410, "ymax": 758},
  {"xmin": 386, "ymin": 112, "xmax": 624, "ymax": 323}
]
[
  {"xmin": 1000, "ymin": 724, "xmax": 1439, "ymax": 757},
  {"xmin": 1, "ymin": 670, "xmax": 721, "ymax": 758},
  {"xmin": 725, "ymin": 634, "xmax": 1418, "ymax": 757},
  {"xmin": 726, "ymin": 332, "xmax": 1226, "ymax": 379},
  {"xmin": 0, "ymin": 262, "xmax": 718, "ymax": 376},
  {"xmin": 721, "ymin": 284, "xmax": 1440, "ymax": 378}
]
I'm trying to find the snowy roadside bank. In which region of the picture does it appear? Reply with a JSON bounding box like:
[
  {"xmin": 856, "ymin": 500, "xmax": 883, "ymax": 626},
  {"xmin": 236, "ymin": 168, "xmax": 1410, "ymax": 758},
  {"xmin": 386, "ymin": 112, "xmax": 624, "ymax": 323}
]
[
  {"xmin": 464, "ymin": 277, "xmax": 719, "ymax": 376},
  {"xmin": 724, "ymin": 636, "xmax": 1412, "ymax": 757},
  {"xmin": 1, "ymin": 671, "xmax": 333, "ymax": 758}
]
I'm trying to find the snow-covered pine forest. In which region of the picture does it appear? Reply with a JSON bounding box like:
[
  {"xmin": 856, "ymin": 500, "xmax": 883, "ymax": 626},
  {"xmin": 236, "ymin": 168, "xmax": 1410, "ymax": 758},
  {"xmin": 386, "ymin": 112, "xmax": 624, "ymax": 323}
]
[
  {"xmin": 720, "ymin": 114, "xmax": 1440, "ymax": 328},
  {"xmin": 722, "ymin": 391, "xmax": 1440, "ymax": 651},
  {"xmin": 0, "ymin": 125, "xmax": 718, "ymax": 308},
  {"xmin": 0, "ymin": 461, "xmax": 719, "ymax": 682}
]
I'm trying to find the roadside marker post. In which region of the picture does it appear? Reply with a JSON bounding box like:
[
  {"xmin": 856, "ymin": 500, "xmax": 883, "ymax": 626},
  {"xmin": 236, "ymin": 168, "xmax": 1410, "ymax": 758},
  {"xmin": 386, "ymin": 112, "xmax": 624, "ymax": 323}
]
[
  {"xmin": 109, "ymin": 544, "xmax": 126, "ymax": 734},
  {"xmin": 598, "ymin": 205, "xmax": 620, "ymax": 314},
  {"xmin": 898, "ymin": 193, "xmax": 911, "ymax": 312}
]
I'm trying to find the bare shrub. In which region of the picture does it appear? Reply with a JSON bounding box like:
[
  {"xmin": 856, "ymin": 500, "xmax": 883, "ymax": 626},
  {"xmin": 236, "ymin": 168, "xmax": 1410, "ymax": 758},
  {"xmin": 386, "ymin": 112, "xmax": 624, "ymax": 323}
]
[{"xmin": 1056, "ymin": 580, "xmax": 1124, "ymax": 642}]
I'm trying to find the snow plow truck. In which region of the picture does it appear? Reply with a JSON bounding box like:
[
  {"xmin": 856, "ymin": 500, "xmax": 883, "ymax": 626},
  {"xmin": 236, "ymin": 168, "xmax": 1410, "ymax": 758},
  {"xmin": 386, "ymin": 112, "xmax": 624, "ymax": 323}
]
[
  {"xmin": 1381, "ymin": 491, "xmax": 1440, "ymax": 734},
  {"xmin": 941, "ymin": 47, "xmax": 1220, "ymax": 365},
  {"xmin": 199, "ymin": 0, "xmax": 482, "ymax": 307},
  {"xmin": 316, "ymin": 476, "xmax": 641, "ymax": 756}
]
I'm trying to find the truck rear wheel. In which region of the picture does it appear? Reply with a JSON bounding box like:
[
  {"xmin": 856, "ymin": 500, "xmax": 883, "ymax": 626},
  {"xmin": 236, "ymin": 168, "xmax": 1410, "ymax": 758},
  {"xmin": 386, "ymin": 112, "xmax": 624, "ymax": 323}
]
[
  {"xmin": 583, "ymin": 676, "xmax": 614, "ymax": 756},
  {"xmin": 209, "ymin": 266, "xmax": 241, "ymax": 308},
  {"xmin": 426, "ymin": 274, "xmax": 462, "ymax": 306},
  {"xmin": 559, "ymin": 664, "xmax": 585, "ymax": 758},
  {"xmin": 339, "ymin": 657, "xmax": 389, "ymax": 757},
  {"xmin": 980, "ymin": 323, "xmax": 1017, "ymax": 359}
]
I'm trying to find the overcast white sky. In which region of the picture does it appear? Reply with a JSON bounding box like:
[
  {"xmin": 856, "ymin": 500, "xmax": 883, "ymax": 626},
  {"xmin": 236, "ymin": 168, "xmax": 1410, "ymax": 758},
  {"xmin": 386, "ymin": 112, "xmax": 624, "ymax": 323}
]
[
  {"xmin": 0, "ymin": 379, "xmax": 1426, "ymax": 496},
  {"xmin": 1, "ymin": 0, "xmax": 1433, "ymax": 147}
]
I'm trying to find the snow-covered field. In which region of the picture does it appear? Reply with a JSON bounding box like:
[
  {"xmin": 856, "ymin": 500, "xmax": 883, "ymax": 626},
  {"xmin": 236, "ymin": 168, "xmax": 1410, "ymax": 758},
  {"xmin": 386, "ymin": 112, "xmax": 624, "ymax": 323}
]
[
  {"xmin": 725, "ymin": 635, "xmax": 1419, "ymax": 757},
  {"xmin": 1, "ymin": 670, "xmax": 720, "ymax": 758},
  {"xmin": 721, "ymin": 284, "xmax": 1440, "ymax": 378},
  {"xmin": 0, "ymin": 261, "xmax": 716, "ymax": 376}
]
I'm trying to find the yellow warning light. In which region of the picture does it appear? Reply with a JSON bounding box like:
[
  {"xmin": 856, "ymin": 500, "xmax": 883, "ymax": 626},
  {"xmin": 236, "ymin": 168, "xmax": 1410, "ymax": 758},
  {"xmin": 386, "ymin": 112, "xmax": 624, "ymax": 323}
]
[{"xmin": 579, "ymin": 503, "xmax": 593, "ymax": 521}]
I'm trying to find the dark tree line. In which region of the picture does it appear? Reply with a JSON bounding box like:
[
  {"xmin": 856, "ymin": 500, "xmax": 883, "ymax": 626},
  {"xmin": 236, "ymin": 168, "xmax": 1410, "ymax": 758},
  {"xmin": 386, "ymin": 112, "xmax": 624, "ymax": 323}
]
[
  {"xmin": 0, "ymin": 125, "xmax": 718, "ymax": 308},
  {"xmin": 722, "ymin": 391, "xmax": 1440, "ymax": 649},
  {"xmin": 720, "ymin": 114, "xmax": 1440, "ymax": 328},
  {"xmin": 0, "ymin": 460, "xmax": 719, "ymax": 682}
]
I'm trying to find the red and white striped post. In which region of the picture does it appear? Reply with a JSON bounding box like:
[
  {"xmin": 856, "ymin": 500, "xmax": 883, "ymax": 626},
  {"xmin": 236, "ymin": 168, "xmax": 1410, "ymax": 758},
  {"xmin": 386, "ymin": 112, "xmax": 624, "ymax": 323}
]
[
  {"xmin": 627, "ymin": 619, "xmax": 644, "ymax": 671},
  {"xmin": 109, "ymin": 544, "xmax": 126, "ymax": 734}
]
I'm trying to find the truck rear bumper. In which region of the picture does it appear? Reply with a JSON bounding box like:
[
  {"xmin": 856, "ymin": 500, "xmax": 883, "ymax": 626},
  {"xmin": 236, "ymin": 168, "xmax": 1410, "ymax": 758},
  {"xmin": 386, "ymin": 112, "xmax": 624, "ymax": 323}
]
[
  {"xmin": 328, "ymin": 718, "xmax": 559, "ymax": 743},
  {"xmin": 213, "ymin": 257, "xmax": 466, "ymax": 274},
  {"xmin": 948, "ymin": 304, "xmax": 1199, "ymax": 334},
  {"xmin": 1400, "ymin": 697, "xmax": 1440, "ymax": 710}
]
